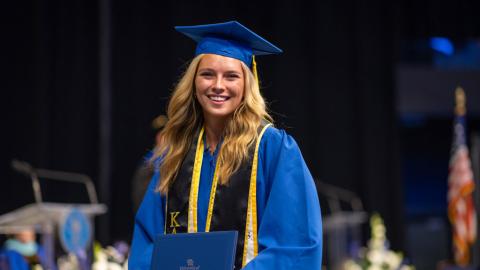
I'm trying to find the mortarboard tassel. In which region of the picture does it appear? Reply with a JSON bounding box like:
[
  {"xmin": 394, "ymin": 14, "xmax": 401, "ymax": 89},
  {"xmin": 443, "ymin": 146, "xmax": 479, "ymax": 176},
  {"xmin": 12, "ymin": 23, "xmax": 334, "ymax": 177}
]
[{"xmin": 252, "ymin": 55, "xmax": 259, "ymax": 87}]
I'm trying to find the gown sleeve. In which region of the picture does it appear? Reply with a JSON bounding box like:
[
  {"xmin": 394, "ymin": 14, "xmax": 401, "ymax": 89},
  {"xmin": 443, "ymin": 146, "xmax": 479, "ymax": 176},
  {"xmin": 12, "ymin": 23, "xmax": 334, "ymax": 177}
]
[
  {"xmin": 128, "ymin": 170, "xmax": 165, "ymax": 270},
  {"xmin": 243, "ymin": 127, "xmax": 323, "ymax": 269}
]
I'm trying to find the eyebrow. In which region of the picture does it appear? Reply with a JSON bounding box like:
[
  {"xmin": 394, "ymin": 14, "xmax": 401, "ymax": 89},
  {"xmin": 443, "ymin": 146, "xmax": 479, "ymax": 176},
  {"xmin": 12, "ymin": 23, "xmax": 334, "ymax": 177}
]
[
  {"xmin": 197, "ymin": 68, "xmax": 214, "ymax": 72},
  {"xmin": 224, "ymin": 70, "xmax": 242, "ymax": 75},
  {"xmin": 197, "ymin": 68, "xmax": 242, "ymax": 75}
]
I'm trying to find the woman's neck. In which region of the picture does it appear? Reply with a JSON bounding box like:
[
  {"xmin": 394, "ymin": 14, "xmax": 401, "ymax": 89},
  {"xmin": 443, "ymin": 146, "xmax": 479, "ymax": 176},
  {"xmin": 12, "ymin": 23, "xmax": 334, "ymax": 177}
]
[{"xmin": 204, "ymin": 117, "xmax": 226, "ymax": 154}]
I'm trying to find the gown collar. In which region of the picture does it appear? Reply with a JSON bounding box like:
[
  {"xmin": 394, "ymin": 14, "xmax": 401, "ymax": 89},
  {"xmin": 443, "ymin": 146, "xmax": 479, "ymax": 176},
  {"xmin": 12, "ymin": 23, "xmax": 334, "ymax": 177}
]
[{"xmin": 203, "ymin": 133, "xmax": 223, "ymax": 157}]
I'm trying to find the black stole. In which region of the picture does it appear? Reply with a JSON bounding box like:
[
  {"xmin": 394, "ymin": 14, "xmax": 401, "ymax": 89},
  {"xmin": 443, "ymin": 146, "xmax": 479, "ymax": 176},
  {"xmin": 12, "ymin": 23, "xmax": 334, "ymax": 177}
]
[{"xmin": 165, "ymin": 122, "xmax": 267, "ymax": 269}]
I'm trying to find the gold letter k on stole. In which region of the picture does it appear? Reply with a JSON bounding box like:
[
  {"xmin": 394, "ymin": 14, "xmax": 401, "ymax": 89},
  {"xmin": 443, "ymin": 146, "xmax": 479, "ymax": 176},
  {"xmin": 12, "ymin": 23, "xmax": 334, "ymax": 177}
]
[{"xmin": 170, "ymin": 212, "xmax": 180, "ymax": 234}]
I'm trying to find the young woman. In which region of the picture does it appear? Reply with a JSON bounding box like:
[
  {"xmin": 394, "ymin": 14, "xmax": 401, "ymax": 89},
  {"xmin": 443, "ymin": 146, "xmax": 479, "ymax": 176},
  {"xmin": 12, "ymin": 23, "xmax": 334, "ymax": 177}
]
[{"xmin": 129, "ymin": 21, "xmax": 322, "ymax": 270}]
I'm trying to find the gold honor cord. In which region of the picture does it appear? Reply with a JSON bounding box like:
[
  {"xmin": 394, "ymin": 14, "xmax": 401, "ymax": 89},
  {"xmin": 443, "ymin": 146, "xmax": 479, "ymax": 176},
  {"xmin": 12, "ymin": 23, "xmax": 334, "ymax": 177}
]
[
  {"xmin": 242, "ymin": 123, "xmax": 272, "ymax": 267},
  {"xmin": 188, "ymin": 127, "xmax": 205, "ymax": 233}
]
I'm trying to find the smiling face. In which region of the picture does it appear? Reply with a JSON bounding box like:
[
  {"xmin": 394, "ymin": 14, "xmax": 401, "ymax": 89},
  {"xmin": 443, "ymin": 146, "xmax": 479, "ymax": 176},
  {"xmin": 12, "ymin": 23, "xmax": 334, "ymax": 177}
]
[{"xmin": 195, "ymin": 54, "xmax": 245, "ymax": 124}]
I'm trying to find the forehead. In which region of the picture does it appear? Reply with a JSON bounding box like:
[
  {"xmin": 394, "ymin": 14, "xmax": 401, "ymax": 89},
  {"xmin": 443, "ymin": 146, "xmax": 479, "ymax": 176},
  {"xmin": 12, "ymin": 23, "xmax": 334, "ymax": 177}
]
[{"xmin": 197, "ymin": 54, "xmax": 244, "ymax": 72}]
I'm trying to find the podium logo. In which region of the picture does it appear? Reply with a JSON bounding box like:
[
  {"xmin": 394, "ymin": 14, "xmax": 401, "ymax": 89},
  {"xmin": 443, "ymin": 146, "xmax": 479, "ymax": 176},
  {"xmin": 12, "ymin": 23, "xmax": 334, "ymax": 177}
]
[{"xmin": 180, "ymin": 259, "xmax": 200, "ymax": 270}]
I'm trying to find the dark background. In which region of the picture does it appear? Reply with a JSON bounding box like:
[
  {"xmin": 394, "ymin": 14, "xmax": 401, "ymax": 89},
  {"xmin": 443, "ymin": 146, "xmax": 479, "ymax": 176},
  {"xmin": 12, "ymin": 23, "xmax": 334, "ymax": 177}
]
[{"xmin": 3, "ymin": 0, "xmax": 480, "ymax": 268}]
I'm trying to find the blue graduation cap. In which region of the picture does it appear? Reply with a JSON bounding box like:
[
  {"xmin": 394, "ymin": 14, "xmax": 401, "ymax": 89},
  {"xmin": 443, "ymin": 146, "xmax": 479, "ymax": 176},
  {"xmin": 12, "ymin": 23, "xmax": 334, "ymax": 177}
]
[{"xmin": 175, "ymin": 21, "xmax": 282, "ymax": 68}]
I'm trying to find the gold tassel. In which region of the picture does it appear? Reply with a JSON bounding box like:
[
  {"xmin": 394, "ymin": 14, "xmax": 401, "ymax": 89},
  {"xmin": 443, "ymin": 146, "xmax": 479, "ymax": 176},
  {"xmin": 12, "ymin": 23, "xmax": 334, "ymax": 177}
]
[
  {"xmin": 252, "ymin": 56, "xmax": 259, "ymax": 87},
  {"xmin": 455, "ymin": 86, "xmax": 466, "ymax": 116}
]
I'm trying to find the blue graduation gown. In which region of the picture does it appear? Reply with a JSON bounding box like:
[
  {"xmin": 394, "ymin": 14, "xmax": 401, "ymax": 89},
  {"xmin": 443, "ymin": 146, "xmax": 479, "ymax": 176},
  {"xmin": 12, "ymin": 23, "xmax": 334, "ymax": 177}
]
[{"xmin": 129, "ymin": 127, "xmax": 322, "ymax": 269}]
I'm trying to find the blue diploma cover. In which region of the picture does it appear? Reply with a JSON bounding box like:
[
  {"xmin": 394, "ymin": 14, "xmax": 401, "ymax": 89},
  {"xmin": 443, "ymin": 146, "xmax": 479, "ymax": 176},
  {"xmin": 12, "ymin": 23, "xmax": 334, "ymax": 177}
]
[{"xmin": 150, "ymin": 231, "xmax": 238, "ymax": 270}]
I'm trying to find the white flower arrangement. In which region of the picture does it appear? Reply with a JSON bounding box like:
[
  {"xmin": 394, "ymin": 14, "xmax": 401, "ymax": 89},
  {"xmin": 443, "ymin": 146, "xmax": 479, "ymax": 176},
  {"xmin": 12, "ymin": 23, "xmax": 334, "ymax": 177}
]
[
  {"xmin": 342, "ymin": 214, "xmax": 415, "ymax": 270},
  {"xmin": 56, "ymin": 242, "xmax": 129, "ymax": 270},
  {"xmin": 92, "ymin": 242, "xmax": 129, "ymax": 270}
]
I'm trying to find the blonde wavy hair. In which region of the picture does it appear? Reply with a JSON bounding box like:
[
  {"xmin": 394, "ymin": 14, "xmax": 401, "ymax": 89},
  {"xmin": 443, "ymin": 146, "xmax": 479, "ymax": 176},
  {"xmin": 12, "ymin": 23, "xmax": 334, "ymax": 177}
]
[{"xmin": 153, "ymin": 54, "xmax": 272, "ymax": 194}]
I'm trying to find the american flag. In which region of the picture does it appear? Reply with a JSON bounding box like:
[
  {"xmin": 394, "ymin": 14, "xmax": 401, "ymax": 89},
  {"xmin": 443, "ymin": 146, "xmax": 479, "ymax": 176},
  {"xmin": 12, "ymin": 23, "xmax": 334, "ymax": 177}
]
[{"xmin": 448, "ymin": 87, "xmax": 477, "ymax": 266}]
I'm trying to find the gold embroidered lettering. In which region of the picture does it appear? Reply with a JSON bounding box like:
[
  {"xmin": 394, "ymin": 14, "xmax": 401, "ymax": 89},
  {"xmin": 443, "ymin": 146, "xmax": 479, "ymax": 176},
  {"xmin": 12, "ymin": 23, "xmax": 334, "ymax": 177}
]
[{"xmin": 170, "ymin": 211, "xmax": 180, "ymax": 229}]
